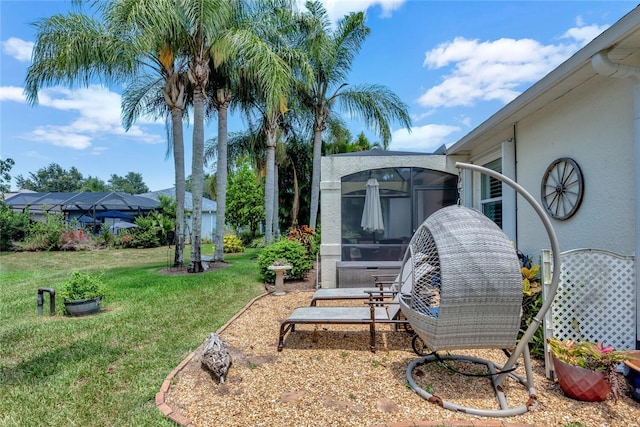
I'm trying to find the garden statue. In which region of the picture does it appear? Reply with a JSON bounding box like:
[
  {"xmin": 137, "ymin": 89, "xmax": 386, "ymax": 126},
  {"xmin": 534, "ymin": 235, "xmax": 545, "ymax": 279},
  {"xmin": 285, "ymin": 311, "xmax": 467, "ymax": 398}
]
[{"xmin": 201, "ymin": 333, "xmax": 232, "ymax": 384}]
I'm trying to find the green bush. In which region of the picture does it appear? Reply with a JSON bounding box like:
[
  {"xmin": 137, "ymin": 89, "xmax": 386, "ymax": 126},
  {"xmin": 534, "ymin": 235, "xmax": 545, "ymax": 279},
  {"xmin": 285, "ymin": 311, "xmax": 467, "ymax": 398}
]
[
  {"xmin": 246, "ymin": 236, "xmax": 265, "ymax": 249},
  {"xmin": 257, "ymin": 239, "xmax": 312, "ymax": 283},
  {"xmin": 16, "ymin": 211, "xmax": 66, "ymax": 251},
  {"xmin": 223, "ymin": 235, "xmax": 244, "ymax": 253},
  {"xmin": 60, "ymin": 270, "xmax": 105, "ymax": 302},
  {"xmin": 0, "ymin": 202, "xmax": 30, "ymax": 251},
  {"xmin": 132, "ymin": 210, "xmax": 173, "ymax": 248},
  {"xmin": 131, "ymin": 228, "xmax": 160, "ymax": 248},
  {"xmin": 95, "ymin": 227, "xmax": 116, "ymax": 248}
]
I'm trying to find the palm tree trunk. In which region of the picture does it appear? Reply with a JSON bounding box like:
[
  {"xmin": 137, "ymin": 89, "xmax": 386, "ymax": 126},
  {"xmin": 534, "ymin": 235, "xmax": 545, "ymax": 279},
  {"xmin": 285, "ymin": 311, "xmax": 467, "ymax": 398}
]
[
  {"xmin": 291, "ymin": 164, "xmax": 299, "ymax": 224},
  {"xmin": 264, "ymin": 123, "xmax": 277, "ymax": 244},
  {"xmin": 171, "ymin": 107, "xmax": 186, "ymax": 267},
  {"xmin": 309, "ymin": 128, "xmax": 323, "ymax": 230},
  {"xmin": 190, "ymin": 88, "xmax": 205, "ymax": 273},
  {"xmin": 273, "ymin": 164, "xmax": 279, "ymax": 239},
  {"xmin": 214, "ymin": 89, "xmax": 230, "ymax": 261}
]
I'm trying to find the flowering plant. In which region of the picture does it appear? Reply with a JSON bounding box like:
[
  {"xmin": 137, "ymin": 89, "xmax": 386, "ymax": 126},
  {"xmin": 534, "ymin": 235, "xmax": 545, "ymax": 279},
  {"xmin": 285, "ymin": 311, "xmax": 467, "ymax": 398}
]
[
  {"xmin": 548, "ymin": 337, "xmax": 631, "ymax": 401},
  {"xmin": 547, "ymin": 337, "xmax": 630, "ymax": 371}
]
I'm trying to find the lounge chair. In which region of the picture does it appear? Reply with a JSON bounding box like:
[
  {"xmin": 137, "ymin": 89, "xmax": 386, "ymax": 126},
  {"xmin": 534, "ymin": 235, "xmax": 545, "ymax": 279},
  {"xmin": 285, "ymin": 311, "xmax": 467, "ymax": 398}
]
[
  {"xmin": 277, "ymin": 290, "xmax": 407, "ymax": 352},
  {"xmin": 278, "ymin": 267, "xmax": 416, "ymax": 352},
  {"xmin": 309, "ymin": 273, "xmax": 399, "ymax": 306},
  {"xmin": 309, "ymin": 261, "xmax": 414, "ymax": 306}
]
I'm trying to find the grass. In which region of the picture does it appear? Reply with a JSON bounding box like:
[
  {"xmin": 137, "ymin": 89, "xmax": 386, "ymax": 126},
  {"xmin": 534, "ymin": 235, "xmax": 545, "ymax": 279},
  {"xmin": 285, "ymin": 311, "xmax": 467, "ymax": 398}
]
[{"xmin": 0, "ymin": 246, "xmax": 265, "ymax": 427}]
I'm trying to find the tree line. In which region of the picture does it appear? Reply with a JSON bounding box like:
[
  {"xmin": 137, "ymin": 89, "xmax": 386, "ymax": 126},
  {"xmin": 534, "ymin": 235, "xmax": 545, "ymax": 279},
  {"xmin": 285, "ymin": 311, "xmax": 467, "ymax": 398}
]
[{"xmin": 22, "ymin": 0, "xmax": 412, "ymax": 272}]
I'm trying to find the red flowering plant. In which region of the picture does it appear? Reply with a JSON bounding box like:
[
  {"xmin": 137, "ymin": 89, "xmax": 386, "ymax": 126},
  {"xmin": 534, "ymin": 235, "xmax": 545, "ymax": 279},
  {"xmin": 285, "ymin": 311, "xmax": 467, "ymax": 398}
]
[{"xmin": 287, "ymin": 225, "xmax": 316, "ymax": 255}]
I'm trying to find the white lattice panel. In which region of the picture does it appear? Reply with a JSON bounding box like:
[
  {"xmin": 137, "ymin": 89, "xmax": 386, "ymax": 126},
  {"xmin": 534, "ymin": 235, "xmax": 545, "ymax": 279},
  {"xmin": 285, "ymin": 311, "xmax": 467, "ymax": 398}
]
[
  {"xmin": 548, "ymin": 249, "xmax": 635, "ymax": 347},
  {"xmin": 542, "ymin": 249, "xmax": 636, "ymax": 377}
]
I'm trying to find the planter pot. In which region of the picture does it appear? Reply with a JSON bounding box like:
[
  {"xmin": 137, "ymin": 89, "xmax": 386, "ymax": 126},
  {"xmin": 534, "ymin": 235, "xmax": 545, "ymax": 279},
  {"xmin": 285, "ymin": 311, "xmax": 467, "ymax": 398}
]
[
  {"xmin": 623, "ymin": 350, "xmax": 640, "ymax": 402},
  {"xmin": 64, "ymin": 296, "xmax": 102, "ymax": 316},
  {"xmin": 552, "ymin": 355, "xmax": 611, "ymax": 401}
]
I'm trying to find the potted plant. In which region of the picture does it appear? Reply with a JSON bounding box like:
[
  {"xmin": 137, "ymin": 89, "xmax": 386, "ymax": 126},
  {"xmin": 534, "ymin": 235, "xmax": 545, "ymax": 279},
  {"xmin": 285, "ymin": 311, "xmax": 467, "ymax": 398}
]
[
  {"xmin": 60, "ymin": 270, "xmax": 105, "ymax": 316},
  {"xmin": 547, "ymin": 337, "xmax": 631, "ymax": 402}
]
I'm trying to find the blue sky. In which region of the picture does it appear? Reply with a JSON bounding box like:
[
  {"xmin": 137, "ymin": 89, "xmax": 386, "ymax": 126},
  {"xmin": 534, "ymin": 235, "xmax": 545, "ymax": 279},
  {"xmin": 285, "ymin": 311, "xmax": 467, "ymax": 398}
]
[{"xmin": 0, "ymin": 0, "xmax": 637, "ymax": 191}]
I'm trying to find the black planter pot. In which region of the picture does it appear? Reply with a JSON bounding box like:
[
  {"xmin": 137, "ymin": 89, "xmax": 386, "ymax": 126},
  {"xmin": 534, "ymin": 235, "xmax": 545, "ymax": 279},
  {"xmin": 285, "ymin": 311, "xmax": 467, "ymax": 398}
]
[{"xmin": 64, "ymin": 296, "xmax": 102, "ymax": 316}]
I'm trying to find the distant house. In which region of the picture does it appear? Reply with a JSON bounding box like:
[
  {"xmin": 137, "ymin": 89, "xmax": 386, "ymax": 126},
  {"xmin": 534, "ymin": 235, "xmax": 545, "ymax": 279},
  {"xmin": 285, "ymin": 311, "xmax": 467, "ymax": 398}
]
[
  {"xmin": 140, "ymin": 188, "xmax": 217, "ymax": 241},
  {"xmin": 4, "ymin": 191, "xmax": 159, "ymax": 226}
]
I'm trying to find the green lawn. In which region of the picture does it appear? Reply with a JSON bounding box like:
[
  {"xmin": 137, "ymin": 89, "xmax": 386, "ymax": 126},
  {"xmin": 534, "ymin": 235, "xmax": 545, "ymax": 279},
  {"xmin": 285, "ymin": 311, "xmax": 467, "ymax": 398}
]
[{"xmin": 0, "ymin": 247, "xmax": 264, "ymax": 426}]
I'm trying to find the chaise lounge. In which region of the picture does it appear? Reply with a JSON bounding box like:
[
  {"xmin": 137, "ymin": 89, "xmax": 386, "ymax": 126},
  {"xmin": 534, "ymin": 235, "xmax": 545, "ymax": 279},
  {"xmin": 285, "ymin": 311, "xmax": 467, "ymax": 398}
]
[{"xmin": 277, "ymin": 290, "xmax": 408, "ymax": 352}]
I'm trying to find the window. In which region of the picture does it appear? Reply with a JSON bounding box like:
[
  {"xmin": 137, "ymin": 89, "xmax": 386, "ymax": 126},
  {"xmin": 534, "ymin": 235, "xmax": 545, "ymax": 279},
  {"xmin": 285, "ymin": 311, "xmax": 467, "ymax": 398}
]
[
  {"xmin": 480, "ymin": 158, "xmax": 502, "ymax": 228},
  {"xmin": 341, "ymin": 167, "xmax": 457, "ymax": 261}
]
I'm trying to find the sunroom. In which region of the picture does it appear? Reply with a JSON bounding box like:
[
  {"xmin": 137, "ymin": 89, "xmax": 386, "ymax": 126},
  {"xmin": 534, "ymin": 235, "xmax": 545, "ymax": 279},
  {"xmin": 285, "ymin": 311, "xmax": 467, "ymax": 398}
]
[{"xmin": 319, "ymin": 149, "xmax": 464, "ymax": 288}]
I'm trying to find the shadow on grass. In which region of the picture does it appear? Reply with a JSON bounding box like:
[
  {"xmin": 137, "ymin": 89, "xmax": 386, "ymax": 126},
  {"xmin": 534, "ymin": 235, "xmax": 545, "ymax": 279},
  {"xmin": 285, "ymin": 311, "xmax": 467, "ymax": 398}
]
[{"xmin": 0, "ymin": 338, "xmax": 120, "ymax": 385}]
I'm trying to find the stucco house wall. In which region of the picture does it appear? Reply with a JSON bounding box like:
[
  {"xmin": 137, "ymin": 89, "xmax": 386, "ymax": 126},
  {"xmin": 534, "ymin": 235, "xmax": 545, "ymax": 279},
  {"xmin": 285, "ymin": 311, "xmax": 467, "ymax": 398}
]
[
  {"xmin": 513, "ymin": 77, "xmax": 636, "ymax": 258},
  {"xmin": 320, "ymin": 152, "xmax": 464, "ymax": 288},
  {"xmin": 447, "ymin": 6, "xmax": 640, "ymax": 344}
]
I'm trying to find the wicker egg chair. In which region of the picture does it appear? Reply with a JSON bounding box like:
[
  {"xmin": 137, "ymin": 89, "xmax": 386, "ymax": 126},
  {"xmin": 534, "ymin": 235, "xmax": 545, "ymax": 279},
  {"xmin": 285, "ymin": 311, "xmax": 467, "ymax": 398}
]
[{"xmin": 401, "ymin": 162, "xmax": 561, "ymax": 417}]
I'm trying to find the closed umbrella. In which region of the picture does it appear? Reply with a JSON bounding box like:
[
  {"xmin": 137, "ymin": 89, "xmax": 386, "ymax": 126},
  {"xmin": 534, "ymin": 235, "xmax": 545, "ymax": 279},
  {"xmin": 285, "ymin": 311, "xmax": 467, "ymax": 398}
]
[{"xmin": 361, "ymin": 178, "xmax": 384, "ymax": 239}]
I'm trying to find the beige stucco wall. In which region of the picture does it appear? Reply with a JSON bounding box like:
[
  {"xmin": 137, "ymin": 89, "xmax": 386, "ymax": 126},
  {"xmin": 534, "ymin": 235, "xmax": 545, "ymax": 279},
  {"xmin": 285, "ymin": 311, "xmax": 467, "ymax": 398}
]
[
  {"xmin": 319, "ymin": 153, "xmax": 465, "ymax": 288},
  {"xmin": 473, "ymin": 76, "xmax": 636, "ymax": 261}
]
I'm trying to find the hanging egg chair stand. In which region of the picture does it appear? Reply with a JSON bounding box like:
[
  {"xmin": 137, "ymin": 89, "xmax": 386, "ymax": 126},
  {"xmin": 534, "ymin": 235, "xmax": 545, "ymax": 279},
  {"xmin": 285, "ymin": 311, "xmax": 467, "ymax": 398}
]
[{"xmin": 402, "ymin": 162, "xmax": 561, "ymax": 417}]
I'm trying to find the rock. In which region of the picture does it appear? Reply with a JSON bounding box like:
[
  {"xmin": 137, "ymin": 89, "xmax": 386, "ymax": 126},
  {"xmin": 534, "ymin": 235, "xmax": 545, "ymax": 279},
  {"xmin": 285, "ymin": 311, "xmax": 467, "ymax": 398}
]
[{"xmin": 201, "ymin": 333, "xmax": 232, "ymax": 384}]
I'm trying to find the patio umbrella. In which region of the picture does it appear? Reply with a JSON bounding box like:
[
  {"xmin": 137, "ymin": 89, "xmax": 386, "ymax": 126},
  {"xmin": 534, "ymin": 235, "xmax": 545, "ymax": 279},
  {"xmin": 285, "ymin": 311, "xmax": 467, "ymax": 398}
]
[
  {"xmin": 361, "ymin": 178, "xmax": 384, "ymax": 238},
  {"xmin": 95, "ymin": 210, "xmax": 135, "ymax": 221}
]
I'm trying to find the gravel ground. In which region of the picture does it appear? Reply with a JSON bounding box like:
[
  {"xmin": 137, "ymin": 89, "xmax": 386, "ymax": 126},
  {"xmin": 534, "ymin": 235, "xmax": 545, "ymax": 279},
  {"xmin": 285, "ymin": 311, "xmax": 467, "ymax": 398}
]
[{"xmin": 164, "ymin": 283, "xmax": 640, "ymax": 427}]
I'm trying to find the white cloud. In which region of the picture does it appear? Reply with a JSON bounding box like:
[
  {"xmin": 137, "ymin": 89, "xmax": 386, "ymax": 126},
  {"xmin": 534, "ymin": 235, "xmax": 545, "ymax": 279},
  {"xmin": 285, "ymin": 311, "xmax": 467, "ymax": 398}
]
[
  {"xmin": 2, "ymin": 37, "xmax": 34, "ymax": 62},
  {"xmin": 12, "ymin": 85, "xmax": 164, "ymax": 149},
  {"xmin": 31, "ymin": 127, "xmax": 93, "ymax": 149},
  {"xmin": 561, "ymin": 20, "xmax": 609, "ymax": 46},
  {"xmin": 0, "ymin": 86, "xmax": 27, "ymax": 102},
  {"xmin": 298, "ymin": 0, "xmax": 404, "ymax": 23},
  {"xmin": 417, "ymin": 20, "xmax": 606, "ymax": 109},
  {"xmin": 388, "ymin": 124, "xmax": 460, "ymax": 152}
]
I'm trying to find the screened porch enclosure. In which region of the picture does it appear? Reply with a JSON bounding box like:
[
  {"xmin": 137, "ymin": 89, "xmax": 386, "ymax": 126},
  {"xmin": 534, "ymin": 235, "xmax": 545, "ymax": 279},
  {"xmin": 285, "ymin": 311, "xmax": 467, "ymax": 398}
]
[{"xmin": 341, "ymin": 167, "xmax": 457, "ymax": 262}]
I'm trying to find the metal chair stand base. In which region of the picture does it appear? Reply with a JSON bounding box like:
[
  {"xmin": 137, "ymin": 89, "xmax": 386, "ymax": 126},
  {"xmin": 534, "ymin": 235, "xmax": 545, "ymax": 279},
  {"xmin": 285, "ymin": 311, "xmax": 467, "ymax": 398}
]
[{"xmin": 405, "ymin": 352, "xmax": 539, "ymax": 417}]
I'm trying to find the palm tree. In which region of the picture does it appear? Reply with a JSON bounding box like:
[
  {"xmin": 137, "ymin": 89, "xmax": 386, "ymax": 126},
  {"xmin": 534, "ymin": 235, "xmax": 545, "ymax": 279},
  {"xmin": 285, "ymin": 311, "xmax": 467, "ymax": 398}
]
[
  {"xmin": 25, "ymin": 0, "xmax": 193, "ymax": 268},
  {"xmin": 113, "ymin": 0, "xmax": 192, "ymax": 268},
  {"xmin": 295, "ymin": 1, "xmax": 412, "ymax": 230}
]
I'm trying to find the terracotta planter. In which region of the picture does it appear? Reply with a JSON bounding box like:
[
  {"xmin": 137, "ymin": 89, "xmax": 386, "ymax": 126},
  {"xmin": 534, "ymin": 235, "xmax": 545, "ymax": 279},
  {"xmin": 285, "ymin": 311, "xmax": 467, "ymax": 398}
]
[
  {"xmin": 64, "ymin": 296, "xmax": 102, "ymax": 316},
  {"xmin": 552, "ymin": 355, "xmax": 611, "ymax": 401}
]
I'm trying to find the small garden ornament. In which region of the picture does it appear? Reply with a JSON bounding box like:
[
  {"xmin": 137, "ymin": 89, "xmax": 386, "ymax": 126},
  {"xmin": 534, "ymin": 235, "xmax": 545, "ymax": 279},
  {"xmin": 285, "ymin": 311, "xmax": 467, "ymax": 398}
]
[{"xmin": 201, "ymin": 333, "xmax": 232, "ymax": 384}]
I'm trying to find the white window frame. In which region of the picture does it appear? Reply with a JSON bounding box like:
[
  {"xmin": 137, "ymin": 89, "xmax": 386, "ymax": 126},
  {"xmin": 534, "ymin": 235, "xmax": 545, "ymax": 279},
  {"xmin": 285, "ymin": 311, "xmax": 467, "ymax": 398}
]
[{"xmin": 468, "ymin": 139, "xmax": 517, "ymax": 242}]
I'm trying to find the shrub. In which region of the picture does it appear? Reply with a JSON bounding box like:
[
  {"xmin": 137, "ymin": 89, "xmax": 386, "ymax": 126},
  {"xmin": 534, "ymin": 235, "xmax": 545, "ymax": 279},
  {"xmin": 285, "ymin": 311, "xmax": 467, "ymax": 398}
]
[
  {"xmin": 518, "ymin": 253, "xmax": 545, "ymax": 358},
  {"xmin": 95, "ymin": 227, "xmax": 116, "ymax": 248},
  {"xmin": 0, "ymin": 202, "xmax": 30, "ymax": 251},
  {"xmin": 246, "ymin": 236, "xmax": 265, "ymax": 249},
  {"xmin": 257, "ymin": 239, "xmax": 312, "ymax": 283},
  {"xmin": 287, "ymin": 225, "xmax": 316, "ymax": 256},
  {"xmin": 59, "ymin": 229, "xmax": 96, "ymax": 251},
  {"xmin": 131, "ymin": 228, "xmax": 160, "ymax": 248},
  {"xmin": 60, "ymin": 270, "xmax": 105, "ymax": 302},
  {"xmin": 17, "ymin": 211, "xmax": 66, "ymax": 251},
  {"xmin": 223, "ymin": 235, "xmax": 244, "ymax": 253}
]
